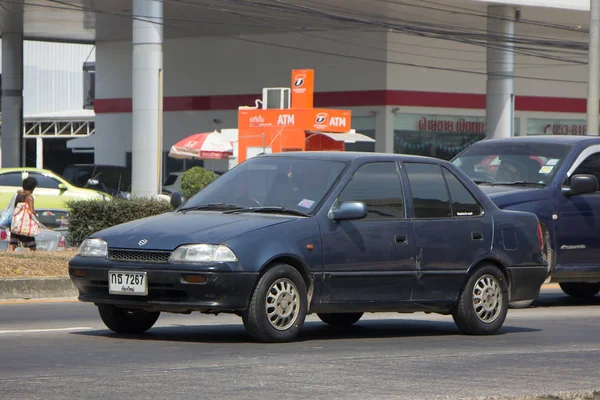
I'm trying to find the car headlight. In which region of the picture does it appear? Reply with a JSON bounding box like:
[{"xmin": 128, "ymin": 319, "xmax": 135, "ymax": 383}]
[
  {"xmin": 169, "ymin": 244, "xmax": 238, "ymax": 263},
  {"xmin": 77, "ymin": 238, "xmax": 108, "ymax": 257}
]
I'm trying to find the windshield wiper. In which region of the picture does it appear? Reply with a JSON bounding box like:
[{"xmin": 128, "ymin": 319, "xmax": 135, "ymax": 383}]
[
  {"xmin": 495, "ymin": 181, "xmax": 545, "ymax": 186},
  {"xmin": 178, "ymin": 203, "xmax": 243, "ymax": 212},
  {"xmin": 223, "ymin": 206, "xmax": 310, "ymax": 217},
  {"xmin": 473, "ymin": 179, "xmax": 494, "ymax": 185}
]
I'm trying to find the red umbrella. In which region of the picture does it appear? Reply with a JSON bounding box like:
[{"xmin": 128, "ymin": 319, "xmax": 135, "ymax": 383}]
[{"xmin": 168, "ymin": 131, "xmax": 234, "ymax": 160}]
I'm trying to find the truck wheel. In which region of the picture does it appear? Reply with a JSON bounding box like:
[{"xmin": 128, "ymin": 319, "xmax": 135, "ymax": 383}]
[
  {"xmin": 242, "ymin": 264, "xmax": 307, "ymax": 343},
  {"xmin": 559, "ymin": 282, "xmax": 600, "ymax": 298},
  {"xmin": 97, "ymin": 304, "xmax": 160, "ymax": 334},
  {"xmin": 317, "ymin": 313, "xmax": 363, "ymax": 327},
  {"xmin": 453, "ymin": 264, "xmax": 508, "ymax": 335}
]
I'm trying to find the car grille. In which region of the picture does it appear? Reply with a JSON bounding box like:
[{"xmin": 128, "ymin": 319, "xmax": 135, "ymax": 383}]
[{"xmin": 108, "ymin": 249, "xmax": 171, "ymax": 264}]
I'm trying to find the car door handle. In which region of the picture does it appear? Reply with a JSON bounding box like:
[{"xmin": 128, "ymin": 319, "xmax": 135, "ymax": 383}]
[
  {"xmin": 395, "ymin": 234, "xmax": 408, "ymax": 245},
  {"xmin": 471, "ymin": 232, "xmax": 484, "ymax": 241}
]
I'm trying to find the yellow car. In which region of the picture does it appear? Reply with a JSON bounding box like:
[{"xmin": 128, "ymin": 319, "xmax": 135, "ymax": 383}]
[{"xmin": 0, "ymin": 168, "xmax": 109, "ymax": 211}]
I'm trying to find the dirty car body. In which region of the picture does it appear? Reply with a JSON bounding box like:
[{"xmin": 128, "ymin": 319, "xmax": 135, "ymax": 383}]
[{"xmin": 69, "ymin": 152, "xmax": 547, "ymax": 342}]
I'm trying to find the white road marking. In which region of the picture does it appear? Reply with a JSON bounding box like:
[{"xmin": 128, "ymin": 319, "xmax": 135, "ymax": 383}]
[{"xmin": 0, "ymin": 327, "xmax": 93, "ymax": 334}]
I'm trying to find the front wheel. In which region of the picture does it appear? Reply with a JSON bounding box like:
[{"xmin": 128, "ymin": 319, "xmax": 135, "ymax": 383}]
[
  {"xmin": 317, "ymin": 313, "xmax": 363, "ymax": 327},
  {"xmin": 242, "ymin": 264, "xmax": 307, "ymax": 343},
  {"xmin": 559, "ymin": 282, "xmax": 600, "ymax": 298},
  {"xmin": 97, "ymin": 304, "xmax": 160, "ymax": 334},
  {"xmin": 452, "ymin": 264, "xmax": 508, "ymax": 335},
  {"xmin": 509, "ymin": 299, "xmax": 535, "ymax": 309}
]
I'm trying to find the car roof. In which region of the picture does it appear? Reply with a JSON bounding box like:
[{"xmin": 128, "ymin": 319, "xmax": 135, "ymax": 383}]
[
  {"xmin": 264, "ymin": 151, "xmax": 444, "ymax": 164},
  {"xmin": 0, "ymin": 167, "xmax": 56, "ymax": 174},
  {"xmin": 471, "ymin": 135, "xmax": 600, "ymax": 146}
]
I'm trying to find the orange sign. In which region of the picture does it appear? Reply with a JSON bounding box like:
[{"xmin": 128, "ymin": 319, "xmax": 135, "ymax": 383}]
[
  {"xmin": 236, "ymin": 69, "xmax": 352, "ymax": 163},
  {"xmin": 239, "ymin": 109, "xmax": 351, "ymax": 133},
  {"xmin": 291, "ymin": 69, "xmax": 314, "ymax": 109}
]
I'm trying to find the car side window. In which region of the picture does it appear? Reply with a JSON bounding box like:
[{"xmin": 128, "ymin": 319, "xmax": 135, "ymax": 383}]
[
  {"xmin": 337, "ymin": 162, "xmax": 405, "ymax": 219},
  {"xmin": 442, "ymin": 168, "xmax": 484, "ymax": 217},
  {"xmin": 29, "ymin": 173, "xmax": 61, "ymax": 189},
  {"xmin": 405, "ymin": 163, "xmax": 452, "ymax": 219},
  {"xmin": 0, "ymin": 172, "xmax": 24, "ymax": 187},
  {"xmin": 570, "ymin": 153, "xmax": 600, "ymax": 191}
]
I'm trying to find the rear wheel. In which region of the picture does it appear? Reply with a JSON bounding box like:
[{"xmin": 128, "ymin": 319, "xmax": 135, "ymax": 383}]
[
  {"xmin": 559, "ymin": 282, "xmax": 600, "ymax": 298},
  {"xmin": 453, "ymin": 264, "xmax": 508, "ymax": 335},
  {"xmin": 317, "ymin": 313, "xmax": 363, "ymax": 327},
  {"xmin": 97, "ymin": 304, "xmax": 160, "ymax": 334},
  {"xmin": 242, "ymin": 264, "xmax": 307, "ymax": 343}
]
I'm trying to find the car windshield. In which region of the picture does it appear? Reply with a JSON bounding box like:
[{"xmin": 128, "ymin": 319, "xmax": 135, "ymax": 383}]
[
  {"xmin": 452, "ymin": 141, "xmax": 572, "ymax": 186},
  {"xmin": 181, "ymin": 156, "xmax": 349, "ymax": 215}
]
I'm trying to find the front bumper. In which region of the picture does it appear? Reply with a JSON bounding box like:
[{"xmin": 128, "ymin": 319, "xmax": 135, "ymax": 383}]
[
  {"xmin": 68, "ymin": 258, "xmax": 259, "ymax": 313},
  {"xmin": 506, "ymin": 265, "xmax": 548, "ymax": 302}
]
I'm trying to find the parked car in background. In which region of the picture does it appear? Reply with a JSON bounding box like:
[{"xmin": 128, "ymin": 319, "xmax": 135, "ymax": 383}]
[
  {"xmin": 0, "ymin": 225, "xmax": 65, "ymax": 251},
  {"xmin": 161, "ymin": 171, "xmax": 183, "ymax": 195},
  {"xmin": 0, "ymin": 168, "xmax": 109, "ymax": 212},
  {"xmin": 69, "ymin": 152, "xmax": 546, "ymax": 342},
  {"xmin": 62, "ymin": 164, "xmax": 131, "ymax": 198},
  {"xmin": 453, "ymin": 135, "xmax": 600, "ymax": 306}
]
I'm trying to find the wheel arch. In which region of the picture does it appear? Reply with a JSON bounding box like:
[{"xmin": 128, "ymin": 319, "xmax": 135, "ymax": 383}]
[{"xmin": 257, "ymin": 254, "xmax": 315, "ymax": 311}]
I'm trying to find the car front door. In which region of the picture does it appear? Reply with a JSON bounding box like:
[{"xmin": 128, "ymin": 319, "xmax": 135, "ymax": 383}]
[
  {"xmin": 28, "ymin": 173, "xmax": 65, "ymax": 209},
  {"xmin": 557, "ymin": 152, "xmax": 600, "ymax": 268},
  {"xmin": 404, "ymin": 163, "xmax": 493, "ymax": 302},
  {"xmin": 319, "ymin": 161, "xmax": 416, "ymax": 304}
]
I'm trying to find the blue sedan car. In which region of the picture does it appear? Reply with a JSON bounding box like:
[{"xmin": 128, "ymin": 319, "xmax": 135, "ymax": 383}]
[{"xmin": 69, "ymin": 152, "xmax": 547, "ymax": 342}]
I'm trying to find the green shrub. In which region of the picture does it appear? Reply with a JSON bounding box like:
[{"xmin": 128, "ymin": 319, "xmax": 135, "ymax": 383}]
[
  {"xmin": 66, "ymin": 198, "xmax": 173, "ymax": 246},
  {"xmin": 180, "ymin": 166, "xmax": 218, "ymax": 198}
]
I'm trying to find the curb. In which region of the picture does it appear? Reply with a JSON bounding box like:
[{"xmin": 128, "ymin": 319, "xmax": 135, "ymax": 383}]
[
  {"xmin": 0, "ymin": 276, "xmax": 562, "ymax": 302},
  {"xmin": 0, "ymin": 277, "xmax": 78, "ymax": 301}
]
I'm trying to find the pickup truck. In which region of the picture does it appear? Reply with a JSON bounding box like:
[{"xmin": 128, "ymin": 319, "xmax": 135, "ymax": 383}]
[{"xmin": 452, "ymin": 135, "xmax": 600, "ymax": 307}]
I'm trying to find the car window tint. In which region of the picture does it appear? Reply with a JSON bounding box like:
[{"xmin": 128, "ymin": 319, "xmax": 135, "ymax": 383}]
[
  {"xmin": 338, "ymin": 162, "xmax": 405, "ymax": 219},
  {"xmin": 571, "ymin": 153, "xmax": 600, "ymax": 190},
  {"xmin": 0, "ymin": 172, "xmax": 24, "ymax": 187},
  {"xmin": 442, "ymin": 168, "xmax": 483, "ymax": 217},
  {"xmin": 164, "ymin": 174, "xmax": 178, "ymax": 186},
  {"xmin": 29, "ymin": 173, "xmax": 61, "ymax": 189},
  {"xmin": 405, "ymin": 163, "xmax": 452, "ymax": 219}
]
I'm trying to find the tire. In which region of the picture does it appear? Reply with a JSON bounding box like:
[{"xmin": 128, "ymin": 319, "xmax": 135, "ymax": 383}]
[
  {"xmin": 559, "ymin": 282, "xmax": 600, "ymax": 298},
  {"xmin": 317, "ymin": 312, "xmax": 363, "ymax": 327},
  {"xmin": 242, "ymin": 264, "xmax": 307, "ymax": 343},
  {"xmin": 97, "ymin": 304, "xmax": 160, "ymax": 334},
  {"xmin": 509, "ymin": 299, "xmax": 535, "ymax": 309},
  {"xmin": 452, "ymin": 264, "xmax": 509, "ymax": 335}
]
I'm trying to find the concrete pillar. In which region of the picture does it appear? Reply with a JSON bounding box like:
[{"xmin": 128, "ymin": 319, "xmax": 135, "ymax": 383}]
[
  {"xmin": 588, "ymin": 0, "xmax": 600, "ymax": 135},
  {"xmin": 485, "ymin": 5, "xmax": 516, "ymax": 139},
  {"xmin": 131, "ymin": 0, "xmax": 163, "ymax": 197},
  {"xmin": 36, "ymin": 137, "xmax": 43, "ymax": 169},
  {"xmin": 1, "ymin": 0, "xmax": 24, "ymax": 168},
  {"xmin": 376, "ymin": 107, "xmax": 395, "ymax": 153}
]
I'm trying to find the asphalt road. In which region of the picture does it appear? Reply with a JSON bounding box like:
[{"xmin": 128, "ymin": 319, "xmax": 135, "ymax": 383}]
[{"xmin": 0, "ymin": 288, "xmax": 599, "ymax": 400}]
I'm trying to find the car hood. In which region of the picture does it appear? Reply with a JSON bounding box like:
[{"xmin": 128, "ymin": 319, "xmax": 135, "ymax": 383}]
[
  {"xmin": 478, "ymin": 185, "xmax": 547, "ymax": 208},
  {"xmin": 93, "ymin": 211, "xmax": 297, "ymax": 250}
]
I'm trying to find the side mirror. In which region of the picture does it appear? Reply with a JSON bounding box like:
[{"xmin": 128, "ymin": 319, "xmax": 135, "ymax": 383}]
[
  {"xmin": 170, "ymin": 192, "xmax": 186, "ymax": 208},
  {"xmin": 563, "ymin": 174, "xmax": 598, "ymax": 196},
  {"xmin": 328, "ymin": 201, "xmax": 368, "ymax": 221},
  {"xmin": 86, "ymin": 178, "xmax": 99, "ymax": 186},
  {"xmin": 58, "ymin": 183, "xmax": 68, "ymax": 191}
]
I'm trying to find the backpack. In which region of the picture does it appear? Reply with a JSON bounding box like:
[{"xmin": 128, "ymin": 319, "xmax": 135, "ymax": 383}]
[{"xmin": 11, "ymin": 201, "xmax": 40, "ymax": 237}]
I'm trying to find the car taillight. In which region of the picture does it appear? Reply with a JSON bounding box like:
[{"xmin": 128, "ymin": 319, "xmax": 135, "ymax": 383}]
[
  {"xmin": 0, "ymin": 230, "xmax": 7, "ymax": 240},
  {"xmin": 537, "ymin": 223, "xmax": 544, "ymax": 250},
  {"xmin": 58, "ymin": 236, "xmax": 65, "ymax": 248}
]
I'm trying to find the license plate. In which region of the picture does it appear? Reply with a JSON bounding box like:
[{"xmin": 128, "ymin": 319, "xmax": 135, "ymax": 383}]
[{"xmin": 108, "ymin": 271, "xmax": 148, "ymax": 296}]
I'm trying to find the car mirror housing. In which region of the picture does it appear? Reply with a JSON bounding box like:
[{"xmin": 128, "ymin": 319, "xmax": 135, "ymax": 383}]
[
  {"xmin": 170, "ymin": 192, "xmax": 187, "ymax": 208},
  {"xmin": 563, "ymin": 174, "xmax": 598, "ymax": 196},
  {"xmin": 58, "ymin": 183, "xmax": 68, "ymax": 191},
  {"xmin": 329, "ymin": 201, "xmax": 368, "ymax": 221}
]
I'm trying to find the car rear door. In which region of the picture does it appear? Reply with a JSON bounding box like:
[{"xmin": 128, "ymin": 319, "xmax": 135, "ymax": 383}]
[
  {"xmin": 319, "ymin": 161, "xmax": 416, "ymax": 304},
  {"xmin": 403, "ymin": 163, "xmax": 493, "ymax": 302}
]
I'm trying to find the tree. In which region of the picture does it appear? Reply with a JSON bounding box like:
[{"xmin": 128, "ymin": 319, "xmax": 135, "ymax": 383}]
[{"xmin": 180, "ymin": 166, "xmax": 218, "ymax": 198}]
